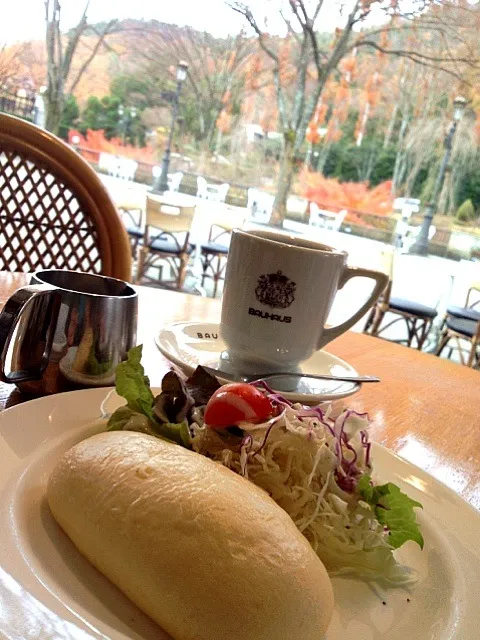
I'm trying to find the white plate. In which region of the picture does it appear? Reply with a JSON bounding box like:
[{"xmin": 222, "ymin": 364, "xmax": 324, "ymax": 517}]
[
  {"xmin": 155, "ymin": 321, "xmax": 361, "ymax": 403},
  {"xmin": 0, "ymin": 389, "xmax": 478, "ymax": 639}
]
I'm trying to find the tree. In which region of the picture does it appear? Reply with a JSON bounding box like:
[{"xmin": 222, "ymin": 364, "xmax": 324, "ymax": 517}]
[
  {"xmin": 58, "ymin": 94, "xmax": 79, "ymax": 139},
  {"xmin": 80, "ymin": 96, "xmax": 105, "ymax": 133},
  {"xmin": 44, "ymin": 0, "xmax": 118, "ymax": 134},
  {"xmin": 110, "ymin": 74, "xmax": 156, "ymax": 110},
  {"xmin": 0, "ymin": 43, "xmax": 24, "ymax": 88},
  {"xmin": 98, "ymin": 96, "xmax": 124, "ymax": 139},
  {"xmin": 300, "ymin": 170, "xmax": 393, "ymax": 218},
  {"xmin": 77, "ymin": 90, "xmax": 145, "ymax": 145},
  {"xmin": 229, "ymin": 1, "xmax": 480, "ymax": 226},
  {"xmin": 79, "ymin": 95, "xmax": 118, "ymax": 138},
  {"xmin": 6, "ymin": 40, "xmax": 47, "ymax": 92},
  {"xmin": 135, "ymin": 23, "xmax": 252, "ymax": 146}
]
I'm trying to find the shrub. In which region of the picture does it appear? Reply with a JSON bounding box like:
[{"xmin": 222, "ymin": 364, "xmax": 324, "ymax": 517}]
[
  {"xmin": 296, "ymin": 169, "xmax": 394, "ymax": 226},
  {"xmin": 456, "ymin": 199, "xmax": 476, "ymax": 223},
  {"xmin": 67, "ymin": 129, "xmax": 157, "ymax": 163}
]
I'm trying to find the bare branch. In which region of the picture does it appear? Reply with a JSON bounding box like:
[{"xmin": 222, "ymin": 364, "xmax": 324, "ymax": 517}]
[
  {"xmin": 45, "ymin": 0, "xmax": 56, "ymax": 87},
  {"xmin": 61, "ymin": 2, "xmax": 90, "ymax": 78},
  {"xmin": 228, "ymin": 2, "xmax": 278, "ymax": 63},
  {"xmin": 356, "ymin": 40, "xmax": 479, "ymax": 80},
  {"xmin": 294, "ymin": 0, "xmax": 360, "ymax": 151},
  {"xmin": 287, "ymin": 0, "xmax": 306, "ymax": 31},
  {"xmin": 279, "ymin": 10, "xmax": 301, "ymax": 44},
  {"xmin": 227, "ymin": 2, "xmax": 293, "ymax": 130},
  {"xmin": 312, "ymin": 0, "xmax": 324, "ymax": 23},
  {"xmin": 68, "ymin": 19, "xmax": 119, "ymax": 94},
  {"xmin": 295, "ymin": 1, "xmax": 310, "ymax": 25},
  {"xmin": 292, "ymin": 35, "xmax": 309, "ymax": 130}
]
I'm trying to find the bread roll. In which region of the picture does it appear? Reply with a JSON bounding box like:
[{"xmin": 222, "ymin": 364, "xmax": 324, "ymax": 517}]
[{"xmin": 48, "ymin": 431, "xmax": 334, "ymax": 640}]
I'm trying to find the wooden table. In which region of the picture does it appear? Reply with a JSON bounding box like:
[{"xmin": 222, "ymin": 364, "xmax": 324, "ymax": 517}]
[{"xmin": 1, "ymin": 273, "xmax": 479, "ymax": 509}]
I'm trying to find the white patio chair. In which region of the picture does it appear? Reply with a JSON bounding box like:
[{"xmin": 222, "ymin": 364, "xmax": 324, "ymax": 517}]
[
  {"xmin": 129, "ymin": 159, "xmax": 138, "ymax": 181},
  {"xmin": 116, "ymin": 158, "xmax": 137, "ymax": 181},
  {"xmin": 401, "ymin": 224, "xmax": 437, "ymax": 253},
  {"xmin": 309, "ymin": 203, "xmax": 346, "ymax": 231},
  {"xmin": 196, "ymin": 176, "xmax": 208, "ymax": 199},
  {"xmin": 196, "ymin": 177, "xmax": 230, "ymax": 202},
  {"xmin": 100, "ymin": 152, "xmax": 119, "ymax": 177},
  {"xmin": 287, "ymin": 195, "xmax": 309, "ymax": 219},
  {"xmin": 110, "ymin": 156, "xmax": 123, "ymax": 178},
  {"xmin": 98, "ymin": 152, "xmax": 114, "ymax": 174},
  {"xmin": 168, "ymin": 171, "xmax": 183, "ymax": 192},
  {"xmin": 247, "ymin": 188, "xmax": 274, "ymax": 224},
  {"xmin": 209, "ymin": 182, "xmax": 230, "ymax": 203}
]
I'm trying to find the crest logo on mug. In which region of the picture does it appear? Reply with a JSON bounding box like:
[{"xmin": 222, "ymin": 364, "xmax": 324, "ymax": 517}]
[{"xmin": 255, "ymin": 270, "xmax": 296, "ymax": 309}]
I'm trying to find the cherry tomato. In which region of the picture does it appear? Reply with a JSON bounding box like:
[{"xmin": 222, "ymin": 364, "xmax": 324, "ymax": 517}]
[{"xmin": 204, "ymin": 383, "xmax": 273, "ymax": 428}]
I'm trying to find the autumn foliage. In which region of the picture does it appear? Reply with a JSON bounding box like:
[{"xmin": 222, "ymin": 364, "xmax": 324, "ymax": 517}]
[
  {"xmin": 216, "ymin": 90, "xmax": 233, "ymax": 134},
  {"xmin": 298, "ymin": 169, "xmax": 394, "ymax": 223},
  {"xmin": 68, "ymin": 129, "xmax": 157, "ymax": 163}
]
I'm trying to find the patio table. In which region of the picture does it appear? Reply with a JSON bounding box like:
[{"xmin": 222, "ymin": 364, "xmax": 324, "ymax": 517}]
[{"xmin": 0, "ymin": 272, "xmax": 479, "ymax": 509}]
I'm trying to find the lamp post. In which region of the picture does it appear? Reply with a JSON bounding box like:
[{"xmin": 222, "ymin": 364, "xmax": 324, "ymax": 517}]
[
  {"xmin": 117, "ymin": 105, "xmax": 137, "ymax": 144},
  {"xmin": 117, "ymin": 104, "xmax": 126, "ymax": 144},
  {"xmin": 71, "ymin": 134, "xmax": 80, "ymax": 154},
  {"xmin": 152, "ymin": 60, "xmax": 189, "ymax": 194},
  {"xmin": 129, "ymin": 106, "xmax": 137, "ymax": 145},
  {"xmin": 410, "ymin": 95, "xmax": 467, "ymax": 256}
]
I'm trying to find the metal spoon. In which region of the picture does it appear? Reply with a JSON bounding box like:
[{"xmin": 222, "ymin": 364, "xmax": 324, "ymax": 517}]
[{"xmin": 201, "ymin": 365, "xmax": 380, "ymax": 385}]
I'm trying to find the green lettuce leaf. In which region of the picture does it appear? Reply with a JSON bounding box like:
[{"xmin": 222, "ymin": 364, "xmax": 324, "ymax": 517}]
[
  {"xmin": 160, "ymin": 421, "xmax": 192, "ymax": 448},
  {"xmin": 357, "ymin": 474, "xmax": 375, "ymax": 501},
  {"xmin": 358, "ymin": 475, "xmax": 424, "ymax": 550},
  {"xmin": 115, "ymin": 345, "xmax": 155, "ymax": 420},
  {"xmin": 107, "ymin": 406, "xmax": 157, "ymax": 435},
  {"xmin": 109, "ymin": 346, "xmax": 193, "ymax": 449},
  {"xmin": 108, "ymin": 406, "xmax": 191, "ymax": 448}
]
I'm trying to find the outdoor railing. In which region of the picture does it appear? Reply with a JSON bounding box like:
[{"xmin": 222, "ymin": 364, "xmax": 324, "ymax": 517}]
[
  {"xmin": 76, "ymin": 146, "xmax": 100, "ymax": 164},
  {"xmin": 0, "ymin": 91, "xmax": 38, "ymax": 122},
  {"xmin": 76, "ymin": 145, "xmax": 479, "ymax": 262}
]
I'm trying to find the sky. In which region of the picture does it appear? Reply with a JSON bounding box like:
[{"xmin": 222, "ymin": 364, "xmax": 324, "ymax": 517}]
[
  {"xmin": 0, "ymin": 0, "xmax": 358, "ymax": 44},
  {"xmin": 1, "ymin": 0, "xmax": 247, "ymax": 43}
]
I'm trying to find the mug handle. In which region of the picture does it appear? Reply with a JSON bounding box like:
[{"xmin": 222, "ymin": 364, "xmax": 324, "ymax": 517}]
[
  {"xmin": 319, "ymin": 267, "xmax": 389, "ymax": 348},
  {"xmin": 0, "ymin": 284, "xmax": 58, "ymax": 383}
]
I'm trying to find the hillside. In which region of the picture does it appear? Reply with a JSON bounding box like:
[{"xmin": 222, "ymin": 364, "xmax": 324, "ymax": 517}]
[{"xmin": 6, "ymin": 19, "xmax": 192, "ymax": 104}]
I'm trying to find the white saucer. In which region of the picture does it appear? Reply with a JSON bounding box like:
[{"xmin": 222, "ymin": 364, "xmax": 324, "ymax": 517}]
[{"xmin": 155, "ymin": 322, "xmax": 361, "ymax": 404}]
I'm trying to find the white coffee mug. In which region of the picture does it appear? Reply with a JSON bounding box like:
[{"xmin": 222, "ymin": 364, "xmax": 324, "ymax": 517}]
[{"xmin": 220, "ymin": 229, "xmax": 388, "ymax": 371}]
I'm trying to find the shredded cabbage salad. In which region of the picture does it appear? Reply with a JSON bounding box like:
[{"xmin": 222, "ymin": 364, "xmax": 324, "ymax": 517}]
[
  {"xmin": 108, "ymin": 346, "xmax": 423, "ymax": 584},
  {"xmin": 190, "ymin": 383, "xmax": 420, "ymax": 584}
]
